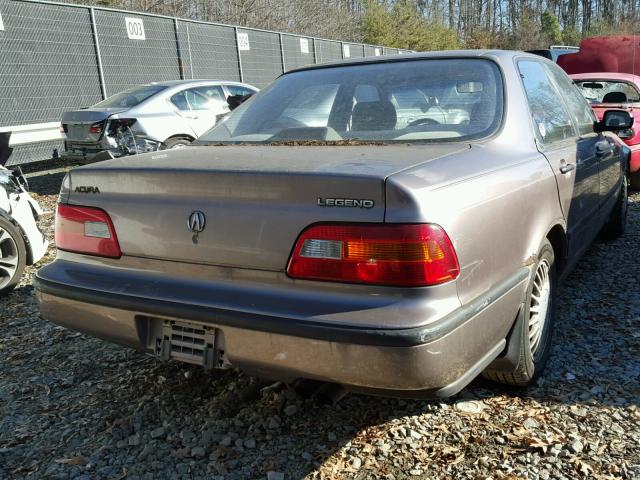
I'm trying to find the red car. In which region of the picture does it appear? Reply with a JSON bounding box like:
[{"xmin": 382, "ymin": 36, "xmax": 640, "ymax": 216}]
[
  {"xmin": 558, "ymin": 36, "xmax": 640, "ymax": 187},
  {"xmin": 570, "ymin": 73, "xmax": 640, "ymax": 187}
]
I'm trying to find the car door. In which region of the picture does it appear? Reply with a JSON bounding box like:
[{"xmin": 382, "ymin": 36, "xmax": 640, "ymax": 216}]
[
  {"xmin": 170, "ymin": 86, "xmax": 229, "ymax": 137},
  {"xmin": 518, "ymin": 60, "xmax": 600, "ymax": 259},
  {"xmin": 545, "ymin": 63, "xmax": 622, "ymax": 224},
  {"xmin": 169, "ymin": 90, "xmax": 200, "ymax": 137},
  {"xmin": 189, "ymin": 85, "xmax": 231, "ymax": 135}
]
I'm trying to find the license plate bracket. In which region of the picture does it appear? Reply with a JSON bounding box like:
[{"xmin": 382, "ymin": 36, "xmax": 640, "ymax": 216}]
[{"xmin": 156, "ymin": 319, "xmax": 217, "ymax": 369}]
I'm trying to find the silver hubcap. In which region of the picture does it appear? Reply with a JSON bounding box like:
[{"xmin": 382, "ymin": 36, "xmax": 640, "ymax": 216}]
[
  {"xmin": 529, "ymin": 259, "xmax": 551, "ymax": 356},
  {"xmin": 0, "ymin": 226, "xmax": 19, "ymax": 290}
]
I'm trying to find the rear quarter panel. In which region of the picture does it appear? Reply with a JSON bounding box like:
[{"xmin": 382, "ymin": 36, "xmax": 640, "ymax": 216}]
[
  {"xmin": 386, "ymin": 143, "xmax": 563, "ymax": 306},
  {"xmin": 125, "ymin": 89, "xmax": 196, "ymax": 142},
  {"xmin": 385, "ymin": 54, "xmax": 566, "ymax": 307}
]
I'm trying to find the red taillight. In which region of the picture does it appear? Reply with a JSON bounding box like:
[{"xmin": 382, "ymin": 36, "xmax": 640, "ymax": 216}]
[
  {"xmin": 287, "ymin": 223, "xmax": 459, "ymax": 287},
  {"xmin": 55, "ymin": 204, "xmax": 121, "ymax": 258},
  {"xmin": 89, "ymin": 122, "xmax": 103, "ymax": 135}
]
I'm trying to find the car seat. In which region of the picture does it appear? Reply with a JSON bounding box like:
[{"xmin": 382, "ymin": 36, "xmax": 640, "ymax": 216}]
[{"xmin": 602, "ymin": 91, "xmax": 627, "ymax": 103}]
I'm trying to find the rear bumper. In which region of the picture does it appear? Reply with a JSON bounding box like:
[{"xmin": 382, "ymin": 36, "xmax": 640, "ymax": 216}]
[
  {"xmin": 62, "ymin": 140, "xmax": 114, "ymax": 163},
  {"xmin": 35, "ymin": 261, "xmax": 528, "ymax": 398}
]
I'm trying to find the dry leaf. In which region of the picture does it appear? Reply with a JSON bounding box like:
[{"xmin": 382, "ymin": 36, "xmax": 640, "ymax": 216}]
[{"xmin": 523, "ymin": 436, "xmax": 551, "ymax": 452}]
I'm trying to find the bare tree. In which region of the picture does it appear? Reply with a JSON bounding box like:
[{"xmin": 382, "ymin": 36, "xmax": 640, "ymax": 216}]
[{"xmin": 62, "ymin": 0, "xmax": 640, "ymax": 48}]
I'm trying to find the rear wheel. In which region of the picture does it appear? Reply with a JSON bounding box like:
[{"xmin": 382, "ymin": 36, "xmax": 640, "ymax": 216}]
[
  {"xmin": 162, "ymin": 137, "xmax": 192, "ymax": 150},
  {"xmin": 483, "ymin": 239, "xmax": 556, "ymax": 386},
  {"xmin": 0, "ymin": 216, "xmax": 27, "ymax": 295},
  {"xmin": 630, "ymin": 172, "xmax": 640, "ymax": 191},
  {"xmin": 601, "ymin": 175, "xmax": 628, "ymax": 239}
]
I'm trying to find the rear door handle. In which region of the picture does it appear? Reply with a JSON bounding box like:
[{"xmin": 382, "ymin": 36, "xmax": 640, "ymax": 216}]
[{"xmin": 560, "ymin": 163, "xmax": 576, "ymax": 174}]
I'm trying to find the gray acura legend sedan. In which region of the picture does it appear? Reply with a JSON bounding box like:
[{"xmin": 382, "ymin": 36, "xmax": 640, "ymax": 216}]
[{"xmin": 36, "ymin": 51, "xmax": 631, "ymax": 399}]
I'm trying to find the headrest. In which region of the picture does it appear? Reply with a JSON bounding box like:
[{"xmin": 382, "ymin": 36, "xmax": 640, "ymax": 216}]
[
  {"xmin": 352, "ymin": 100, "xmax": 397, "ymax": 131},
  {"xmin": 602, "ymin": 91, "xmax": 627, "ymax": 103}
]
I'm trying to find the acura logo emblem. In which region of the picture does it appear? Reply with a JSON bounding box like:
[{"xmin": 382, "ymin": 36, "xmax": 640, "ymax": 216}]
[{"xmin": 188, "ymin": 211, "xmax": 206, "ymax": 233}]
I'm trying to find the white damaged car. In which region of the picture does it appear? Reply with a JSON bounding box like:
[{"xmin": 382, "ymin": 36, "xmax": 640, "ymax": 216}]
[{"xmin": 0, "ymin": 134, "xmax": 48, "ymax": 294}]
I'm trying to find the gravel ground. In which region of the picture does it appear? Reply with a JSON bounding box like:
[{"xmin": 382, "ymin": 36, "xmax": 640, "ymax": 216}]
[{"xmin": 0, "ymin": 169, "xmax": 638, "ymax": 480}]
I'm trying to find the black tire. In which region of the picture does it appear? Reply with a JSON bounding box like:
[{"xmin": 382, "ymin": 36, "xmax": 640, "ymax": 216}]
[
  {"xmin": 162, "ymin": 137, "xmax": 192, "ymax": 150},
  {"xmin": 482, "ymin": 239, "xmax": 556, "ymax": 386},
  {"xmin": 601, "ymin": 175, "xmax": 628, "ymax": 239},
  {"xmin": 0, "ymin": 216, "xmax": 27, "ymax": 296}
]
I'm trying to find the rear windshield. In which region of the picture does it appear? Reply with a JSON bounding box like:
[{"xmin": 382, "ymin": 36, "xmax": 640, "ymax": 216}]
[
  {"xmin": 198, "ymin": 59, "xmax": 503, "ymax": 144},
  {"xmin": 574, "ymin": 80, "xmax": 640, "ymax": 104},
  {"xmin": 93, "ymin": 85, "xmax": 168, "ymax": 109}
]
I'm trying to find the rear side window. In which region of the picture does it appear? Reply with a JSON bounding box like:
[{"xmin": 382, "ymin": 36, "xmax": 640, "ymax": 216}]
[
  {"xmin": 227, "ymin": 85, "xmax": 255, "ymax": 97},
  {"xmin": 170, "ymin": 91, "xmax": 190, "ymax": 111},
  {"xmin": 518, "ymin": 60, "xmax": 575, "ymax": 145},
  {"xmin": 545, "ymin": 64, "xmax": 596, "ymax": 136},
  {"xmin": 171, "ymin": 86, "xmax": 227, "ymax": 111},
  {"xmin": 189, "ymin": 86, "xmax": 226, "ymax": 110}
]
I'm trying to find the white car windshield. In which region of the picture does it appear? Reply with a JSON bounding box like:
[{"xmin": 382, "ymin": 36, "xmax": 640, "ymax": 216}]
[{"xmin": 198, "ymin": 58, "xmax": 503, "ymax": 144}]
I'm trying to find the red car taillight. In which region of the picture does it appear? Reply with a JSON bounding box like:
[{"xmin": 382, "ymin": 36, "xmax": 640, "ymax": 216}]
[
  {"xmin": 287, "ymin": 223, "xmax": 459, "ymax": 287},
  {"xmin": 55, "ymin": 204, "xmax": 121, "ymax": 258},
  {"xmin": 88, "ymin": 122, "xmax": 104, "ymax": 135}
]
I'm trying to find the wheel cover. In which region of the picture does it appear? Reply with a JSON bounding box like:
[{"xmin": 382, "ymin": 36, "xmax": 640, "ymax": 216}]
[
  {"xmin": 0, "ymin": 226, "xmax": 19, "ymax": 290},
  {"xmin": 529, "ymin": 258, "xmax": 551, "ymax": 356}
]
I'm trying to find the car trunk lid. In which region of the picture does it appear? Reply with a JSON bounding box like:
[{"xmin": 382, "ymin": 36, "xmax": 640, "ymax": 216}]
[
  {"xmin": 62, "ymin": 108, "xmax": 127, "ymax": 142},
  {"xmin": 65, "ymin": 144, "xmax": 467, "ymax": 271}
]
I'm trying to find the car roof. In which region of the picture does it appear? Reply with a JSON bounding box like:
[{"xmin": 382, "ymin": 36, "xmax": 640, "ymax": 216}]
[
  {"xmin": 570, "ymin": 72, "xmax": 640, "ymax": 83},
  {"xmin": 285, "ymin": 49, "xmax": 544, "ymax": 74},
  {"xmin": 142, "ymin": 80, "xmax": 256, "ymax": 88}
]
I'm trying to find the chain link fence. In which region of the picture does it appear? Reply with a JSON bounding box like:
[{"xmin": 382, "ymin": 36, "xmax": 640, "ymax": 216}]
[{"xmin": 0, "ymin": 0, "xmax": 408, "ymax": 165}]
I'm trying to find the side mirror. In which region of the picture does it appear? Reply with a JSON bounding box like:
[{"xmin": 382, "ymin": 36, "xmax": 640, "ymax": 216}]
[
  {"xmin": 227, "ymin": 93, "xmax": 254, "ymax": 111},
  {"xmin": 595, "ymin": 109, "xmax": 634, "ymax": 132}
]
